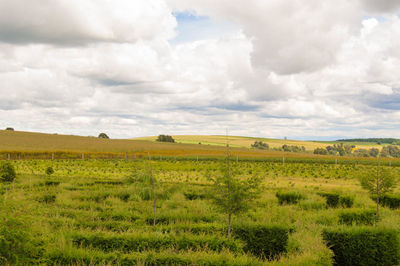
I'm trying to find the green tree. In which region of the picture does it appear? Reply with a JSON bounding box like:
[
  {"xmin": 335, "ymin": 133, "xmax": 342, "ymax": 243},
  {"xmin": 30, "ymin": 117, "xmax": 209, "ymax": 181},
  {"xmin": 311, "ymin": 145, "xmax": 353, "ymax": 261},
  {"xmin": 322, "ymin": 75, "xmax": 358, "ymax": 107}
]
[
  {"xmin": 0, "ymin": 162, "xmax": 16, "ymax": 182},
  {"xmin": 359, "ymin": 163, "xmax": 398, "ymax": 222},
  {"xmin": 98, "ymin": 133, "xmax": 109, "ymax": 139},
  {"xmin": 45, "ymin": 166, "xmax": 54, "ymax": 177},
  {"xmin": 156, "ymin": 135, "xmax": 175, "ymax": 143},
  {"xmin": 210, "ymin": 161, "xmax": 262, "ymax": 237}
]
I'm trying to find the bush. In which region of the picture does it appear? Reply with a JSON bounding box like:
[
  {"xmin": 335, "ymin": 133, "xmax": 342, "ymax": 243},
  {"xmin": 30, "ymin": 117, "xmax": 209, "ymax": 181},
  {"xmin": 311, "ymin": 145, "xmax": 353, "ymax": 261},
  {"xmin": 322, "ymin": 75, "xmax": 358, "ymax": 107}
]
[
  {"xmin": 37, "ymin": 194, "xmax": 56, "ymax": 204},
  {"xmin": 156, "ymin": 135, "xmax": 175, "ymax": 143},
  {"xmin": 319, "ymin": 192, "xmax": 339, "ymax": 208},
  {"xmin": 44, "ymin": 180, "xmax": 60, "ymax": 186},
  {"xmin": 323, "ymin": 227, "xmax": 400, "ymax": 266},
  {"xmin": 98, "ymin": 133, "xmax": 109, "ymax": 139},
  {"xmin": 338, "ymin": 210, "xmax": 376, "ymax": 225},
  {"xmin": 372, "ymin": 194, "xmax": 400, "ymax": 209},
  {"xmin": 45, "ymin": 166, "xmax": 54, "ymax": 176},
  {"xmin": 0, "ymin": 162, "xmax": 16, "ymax": 182},
  {"xmin": 184, "ymin": 191, "xmax": 206, "ymax": 200},
  {"xmin": 275, "ymin": 191, "xmax": 303, "ymax": 205},
  {"xmin": 72, "ymin": 233, "xmax": 242, "ymax": 253},
  {"xmin": 0, "ymin": 215, "xmax": 43, "ymax": 264},
  {"xmin": 319, "ymin": 193, "xmax": 353, "ymax": 208},
  {"xmin": 251, "ymin": 141, "xmax": 269, "ymax": 150},
  {"xmin": 232, "ymin": 224, "xmax": 291, "ymax": 260},
  {"xmin": 339, "ymin": 195, "xmax": 354, "ymax": 208}
]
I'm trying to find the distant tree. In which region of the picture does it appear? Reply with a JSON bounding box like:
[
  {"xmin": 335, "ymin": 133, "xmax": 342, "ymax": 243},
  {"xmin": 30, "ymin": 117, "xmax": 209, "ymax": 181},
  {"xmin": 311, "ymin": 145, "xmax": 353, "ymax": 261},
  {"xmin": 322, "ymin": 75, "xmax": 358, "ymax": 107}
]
[
  {"xmin": 5, "ymin": 127, "xmax": 14, "ymax": 131},
  {"xmin": 251, "ymin": 141, "xmax": 269, "ymax": 150},
  {"xmin": 98, "ymin": 133, "xmax": 109, "ymax": 139},
  {"xmin": 381, "ymin": 145, "xmax": 400, "ymax": 158},
  {"xmin": 358, "ymin": 164, "xmax": 398, "ymax": 222},
  {"xmin": 0, "ymin": 162, "xmax": 16, "ymax": 182},
  {"xmin": 314, "ymin": 147, "xmax": 328, "ymax": 155},
  {"xmin": 45, "ymin": 166, "xmax": 54, "ymax": 177},
  {"xmin": 353, "ymin": 148, "xmax": 370, "ymax": 157},
  {"xmin": 369, "ymin": 148, "xmax": 380, "ymax": 158},
  {"xmin": 156, "ymin": 135, "xmax": 175, "ymax": 143}
]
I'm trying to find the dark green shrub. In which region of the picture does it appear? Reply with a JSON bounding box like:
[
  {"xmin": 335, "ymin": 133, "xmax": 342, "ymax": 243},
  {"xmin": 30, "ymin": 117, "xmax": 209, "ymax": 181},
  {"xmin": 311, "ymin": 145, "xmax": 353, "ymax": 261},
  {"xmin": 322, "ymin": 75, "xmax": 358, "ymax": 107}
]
[
  {"xmin": 184, "ymin": 191, "xmax": 206, "ymax": 200},
  {"xmin": 319, "ymin": 192, "xmax": 340, "ymax": 208},
  {"xmin": 44, "ymin": 180, "xmax": 60, "ymax": 186},
  {"xmin": 72, "ymin": 233, "xmax": 242, "ymax": 253},
  {"xmin": 232, "ymin": 224, "xmax": 291, "ymax": 260},
  {"xmin": 339, "ymin": 195, "xmax": 354, "ymax": 208},
  {"xmin": 0, "ymin": 162, "xmax": 16, "ymax": 182},
  {"xmin": 275, "ymin": 191, "xmax": 303, "ymax": 205},
  {"xmin": 37, "ymin": 194, "xmax": 56, "ymax": 204},
  {"xmin": 0, "ymin": 215, "xmax": 43, "ymax": 264},
  {"xmin": 116, "ymin": 192, "xmax": 130, "ymax": 202},
  {"xmin": 372, "ymin": 194, "xmax": 400, "ymax": 209},
  {"xmin": 338, "ymin": 210, "xmax": 375, "ymax": 225},
  {"xmin": 156, "ymin": 135, "xmax": 175, "ymax": 143},
  {"xmin": 45, "ymin": 166, "xmax": 54, "ymax": 176},
  {"xmin": 323, "ymin": 227, "xmax": 400, "ymax": 266}
]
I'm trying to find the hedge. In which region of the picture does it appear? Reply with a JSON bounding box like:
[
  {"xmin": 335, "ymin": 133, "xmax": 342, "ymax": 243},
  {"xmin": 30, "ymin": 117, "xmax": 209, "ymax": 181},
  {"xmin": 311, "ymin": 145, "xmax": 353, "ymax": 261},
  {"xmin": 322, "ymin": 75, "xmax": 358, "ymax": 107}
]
[
  {"xmin": 47, "ymin": 248, "xmax": 264, "ymax": 266},
  {"xmin": 372, "ymin": 195, "xmax": 400, "ymax": 209},
  {"xmin": 338, "ymin": 209, "xmax": 375, "ymax": 225},
  {"xmin": 275, "ymin": 191, "xmax": 303, "ymax": 205},
  {"xmin": 323, "ymin": 227, "xmax": 400, "ymax": 266},
  {"xmin": 72, "ymin": 233, "xmax": 242, "ymax": 253},
  {"xmin": 319, "ymin": 193, "xmax": 354, "ymax": 208},
  {"xmin": 232, "ymin": 224, "xmax": 291, "ymax": 260}
]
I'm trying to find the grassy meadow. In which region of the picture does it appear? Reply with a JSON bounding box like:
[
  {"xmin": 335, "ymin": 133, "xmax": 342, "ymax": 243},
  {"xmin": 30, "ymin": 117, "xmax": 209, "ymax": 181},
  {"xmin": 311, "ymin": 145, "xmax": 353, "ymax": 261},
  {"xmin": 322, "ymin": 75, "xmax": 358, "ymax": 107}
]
[{"xmin": 2, "ymin": 157, "xmax": 400, "ymax": 265}]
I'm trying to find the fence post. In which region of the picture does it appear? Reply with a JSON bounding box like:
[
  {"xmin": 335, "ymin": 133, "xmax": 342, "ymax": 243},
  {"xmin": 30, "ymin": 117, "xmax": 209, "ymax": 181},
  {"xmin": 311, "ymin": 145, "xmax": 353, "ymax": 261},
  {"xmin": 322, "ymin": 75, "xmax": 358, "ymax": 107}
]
[
  {"xmin": 82, "ymin": 153, "xmax": 84, "ymax": 160},
  {"xmin": 52, "ymin": 153, "xmax": 54, "ymax": 160},
  {"xmin": 7, "ymin": 154, "xmax": 10, "ymax": 160}
]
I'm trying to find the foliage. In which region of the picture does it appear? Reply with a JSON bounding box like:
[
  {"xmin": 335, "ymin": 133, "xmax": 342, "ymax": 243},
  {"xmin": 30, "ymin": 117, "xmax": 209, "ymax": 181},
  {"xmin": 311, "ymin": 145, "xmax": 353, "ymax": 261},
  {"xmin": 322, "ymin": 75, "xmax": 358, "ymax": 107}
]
[
  {"xmin": 339, "ymin": 195, "xmax": 354, "ymax": 208},
  {"xmin": 319, "ymin": 193, "xmax": 353, "ymax": 208},
  {"xmin": 5, "ymin": 127, "xmax": 14, "ymax": 131},
  {"xmin": 338, "ymin": 209, "xmax": 376, "ymax": 225},
  {"xmin": 281, "ymin": 144, "xmax": 305, "ymax": 153},
  {"xmin": 372, "ymin": 194, "xmax": 400, "ymax": 209},
  {"xmin": 275, "ymin": 191, "xmax": 303, "ymax": 205},
  {"xmin": 337, "ymin": 138, "xmax": 400, "ymax": 144},
  {"xmin": 209, "ymin": 164, "xmax": 262, "ymax": 236},
  {"xmin": 314, "ymin": 148, "xmax": 328, "ymax": 155},
  {"xmin": 232, "ymin": 224, "xmax": 290, "ymax": 260},
  {"xmin": 98, "ymin": 133, "xmax": 109, "ymax": 139},
  {"xmin": 251, "ymin": 141, "xmax": 269, "ymax": 150},
  {"xmin": 156, "ymin": 134, "xmax": 175, "ymax": 143},
  {"xmin": 381, "ymin": 145, "xmax": 400, "ymax": 157},
  {"xmin": 0, "ymin": 161, "xmax": 16, "ymax": 182},
  {"xmin": 45, "ymin": 166, "xmax": 54, "ymax": 176},
  {"xmin": 37, "ymin": 194, "xmax": 57, "ymax": 204},
  {"xmin": 323, "ymin": 227, "xmax": 400, "ymax": 266},
  {"xmin": 359, "ymin": 166, "xmax": 397, "ymax": 197}
]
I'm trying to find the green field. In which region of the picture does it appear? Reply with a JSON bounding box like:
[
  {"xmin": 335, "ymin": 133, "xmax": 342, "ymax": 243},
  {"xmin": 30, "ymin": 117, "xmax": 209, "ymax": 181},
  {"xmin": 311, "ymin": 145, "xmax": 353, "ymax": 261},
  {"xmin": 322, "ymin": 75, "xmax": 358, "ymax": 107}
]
[{"xmin": 2, "ymin": 158, "xmax": 400, "ymax": 265}]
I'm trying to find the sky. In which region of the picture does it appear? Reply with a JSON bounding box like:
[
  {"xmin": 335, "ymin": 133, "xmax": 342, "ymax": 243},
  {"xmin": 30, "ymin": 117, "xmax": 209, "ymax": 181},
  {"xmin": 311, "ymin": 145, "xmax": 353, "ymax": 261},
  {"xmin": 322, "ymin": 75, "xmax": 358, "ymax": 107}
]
[{"xmin": 1, "ymin": 0, "xmax": 400, "ymax": 140}]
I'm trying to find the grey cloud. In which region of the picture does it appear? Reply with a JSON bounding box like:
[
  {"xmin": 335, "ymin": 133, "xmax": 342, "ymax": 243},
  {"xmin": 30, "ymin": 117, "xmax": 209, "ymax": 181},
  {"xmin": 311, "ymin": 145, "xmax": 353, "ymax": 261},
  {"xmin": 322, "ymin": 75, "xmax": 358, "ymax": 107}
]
[{"xmin": 362, "ymin": 0, "xmax": 400, "ymax": 13}]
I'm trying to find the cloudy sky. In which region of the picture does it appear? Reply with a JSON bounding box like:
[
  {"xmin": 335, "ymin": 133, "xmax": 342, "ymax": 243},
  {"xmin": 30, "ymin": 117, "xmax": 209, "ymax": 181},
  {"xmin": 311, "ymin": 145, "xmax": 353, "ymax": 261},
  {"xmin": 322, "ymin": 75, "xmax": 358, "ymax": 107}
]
[{"xmin": 1, "ymin": 0, "xmax": 400, "ymax": 140}]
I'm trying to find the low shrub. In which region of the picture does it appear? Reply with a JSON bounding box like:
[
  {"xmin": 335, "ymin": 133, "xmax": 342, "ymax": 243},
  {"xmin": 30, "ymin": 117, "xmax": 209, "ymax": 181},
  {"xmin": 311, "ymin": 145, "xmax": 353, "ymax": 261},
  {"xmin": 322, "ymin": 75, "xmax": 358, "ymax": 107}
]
[
  {"xmin": 372, "ymin": 195, "xmax": 400, "ymax": 209},
  {"xmin": 47, "ymin": 248, "xmax": 263, "ymax": 266},
  {"xmin": 323, "ymin": 227, "xmax": 400, "ymax": 266},
  {"xmin": 232, "ymin": 224, "xmax": 291, "ymax": 260},
  {"xmin": 184, "ymin": 191, "xmax": 206, "ymax": 200},
  {"xmin": 339, "ymin": 195, "xmax": 354, "ymax": 208},
  {"xmin": 0, "ymin": 162, "xmax": 16, "ymax": 182},
  {"xmin": 275, "ymin": 191, "xmax": 303, "ymax": 205},
  {"xmin": 319, "ymin": 193, "xmax": 353, "ymax": 208},
  {"xmin": 319, "ymin": 192, "xmax": 340, "ymax": 207},
  {"xmin": 37, "ymin": 194, "xmax": 56, "ymax": 204},
  {"xmin": 71, "ymin": 233, "xmax": 242, "ymax": 253},
  {"xmin": 44, "ymin": 180, "xmax": 60, "ymax": 186},
  {"xmin": 338, "ymin": 209, "xmax": 375, "ymax": 225}
]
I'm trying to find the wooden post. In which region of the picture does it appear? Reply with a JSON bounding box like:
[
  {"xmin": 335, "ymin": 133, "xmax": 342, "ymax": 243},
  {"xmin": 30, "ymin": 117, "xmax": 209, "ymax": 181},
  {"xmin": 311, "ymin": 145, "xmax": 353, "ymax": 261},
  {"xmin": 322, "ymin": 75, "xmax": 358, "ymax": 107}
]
[
  {"xmin": 52, "ymin": 153, "xmax": 54, "ymax": 160},
  {"xmin": 197, "ymin": 155, "xmax": 198, "ymax": 161},
  {"xmin": 82, "ymin": 153, "xmax": 84, "ymax": 160},
  {"xmin": 7, "ymin": 154, "xmax": 10, "ymax": 160}
]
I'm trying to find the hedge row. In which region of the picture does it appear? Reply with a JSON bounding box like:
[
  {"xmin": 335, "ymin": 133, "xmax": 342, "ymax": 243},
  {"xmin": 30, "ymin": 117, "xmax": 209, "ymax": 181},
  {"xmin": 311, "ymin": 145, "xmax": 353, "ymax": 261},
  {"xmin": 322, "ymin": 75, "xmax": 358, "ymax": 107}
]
[
  {"xmin": 47, "ymin": 248, "xmax": 264, "ymax": 266},
  {"xmin": 72, "ymin": 233, "xmax": 243, "ymax": 253},
  {"xmin": 372, "ymin": 194, "xmax": 400, "ymax": 209},
  {"xmin": 275, "ymin": 191, "xmax": 304, "ymax": 205},
  {"xmin": 338, "ymin": 209, "xmax": 376, "ymax": 225},
  {"xmin": 319, "ymin": 192, "xmax": 354, "ymax": 208},
  {"xmin": 323, "ymin": 227, "xmax": 400, "ymax": 266},
  {"xmin": 232, "ymin": 224, "xmax": 291, "ymax": 260}
]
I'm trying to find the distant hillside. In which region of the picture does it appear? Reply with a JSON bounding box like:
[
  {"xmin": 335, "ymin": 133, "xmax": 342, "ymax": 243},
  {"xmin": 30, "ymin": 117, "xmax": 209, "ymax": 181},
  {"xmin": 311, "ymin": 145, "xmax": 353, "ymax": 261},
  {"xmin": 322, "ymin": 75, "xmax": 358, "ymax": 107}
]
[{"xmin": 337, "ymin": 138, "xmax": 400, "ymax": 144}]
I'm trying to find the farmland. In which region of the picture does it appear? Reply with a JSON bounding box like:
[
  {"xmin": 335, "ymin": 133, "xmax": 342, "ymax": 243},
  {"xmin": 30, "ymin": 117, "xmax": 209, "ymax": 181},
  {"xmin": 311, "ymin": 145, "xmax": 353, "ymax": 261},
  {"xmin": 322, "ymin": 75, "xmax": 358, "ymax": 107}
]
[{"xmin": 2, "ymin": 157, "xmax": 400, "ymax": 265}]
